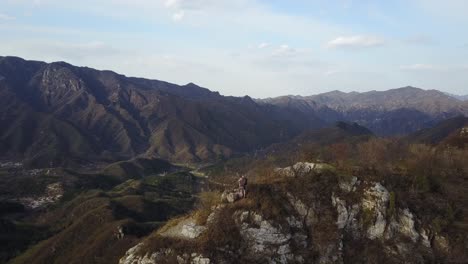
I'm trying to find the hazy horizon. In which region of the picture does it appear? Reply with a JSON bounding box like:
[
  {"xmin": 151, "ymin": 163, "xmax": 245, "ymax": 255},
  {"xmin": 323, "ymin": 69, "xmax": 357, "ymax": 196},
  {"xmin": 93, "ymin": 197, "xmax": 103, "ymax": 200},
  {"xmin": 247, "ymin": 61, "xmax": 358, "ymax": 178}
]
[
  {"xmin": 6, "ymin": 55, "xmax": 468, "ymax": 100},
  {"xmin": 2, "ymin": 0, "xmax": 468, "ymax": 97}
]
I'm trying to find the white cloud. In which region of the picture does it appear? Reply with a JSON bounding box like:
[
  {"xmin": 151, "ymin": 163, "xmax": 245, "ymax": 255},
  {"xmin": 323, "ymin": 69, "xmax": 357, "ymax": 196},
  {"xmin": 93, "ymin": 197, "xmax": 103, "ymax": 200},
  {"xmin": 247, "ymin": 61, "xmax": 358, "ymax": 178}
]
[
  {"xmin": 163, "ymin": 0, "xmax": 243, "ymax": 11},
  {"xmin": 163, "ymin": 0, "xmax": 224, "ymax": 22},
  {"xmin": 400, "ymin": 64, "xmax": 440, "ymax": 71},
  {"xmin": 257, "ymin": 43, "xmax": 270, "ymax": 49},
  {"xmin": 327, "ymin": 35, "xmax": 385, "ymax": 49},
  {"xmin": 172, "ymin": 10, "xmax": 185, "ymax": 21},
  {"xmin": 6, "ymin": 0, "xmax": 468, "ymax": 97},
  {"xmin": 272, "ymin": 44, "xmax": 296, "ymax": 56},
  {"xmin": 164, "ymin": 0, "xmax": 179, "ymax": 8},
  {"xmin": 249, "ymin": 44, "xmax": 326, "ymax": 74}
]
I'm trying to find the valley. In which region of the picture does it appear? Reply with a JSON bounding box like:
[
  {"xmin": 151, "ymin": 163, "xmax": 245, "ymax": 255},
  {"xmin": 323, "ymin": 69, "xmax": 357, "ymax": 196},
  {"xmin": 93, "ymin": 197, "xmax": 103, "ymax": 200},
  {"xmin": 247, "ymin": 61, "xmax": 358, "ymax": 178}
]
[{"xmin": 0, "ymin": 57, "xmax": 467, "ymax": 264}]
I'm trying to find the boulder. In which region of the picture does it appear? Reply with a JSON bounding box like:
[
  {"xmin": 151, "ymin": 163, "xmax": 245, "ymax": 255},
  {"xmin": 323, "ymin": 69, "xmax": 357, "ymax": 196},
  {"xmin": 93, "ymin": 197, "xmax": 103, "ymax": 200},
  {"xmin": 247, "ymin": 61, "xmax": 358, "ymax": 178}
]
[
  {"xmin": 221, "ymin": 189, "xmax": 242, "ymax": 203},
  {"xmin": 159, "ymin": 217, "xmax": 207, "ymax": 240},
  {"xmin": 275, "ymin": 162, "xmax": 327, "ymax": 177}
]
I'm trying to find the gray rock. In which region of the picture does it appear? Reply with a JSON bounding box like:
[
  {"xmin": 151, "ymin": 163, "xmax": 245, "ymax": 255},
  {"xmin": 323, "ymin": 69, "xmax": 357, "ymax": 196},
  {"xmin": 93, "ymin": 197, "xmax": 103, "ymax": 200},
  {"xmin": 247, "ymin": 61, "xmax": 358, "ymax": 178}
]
[
  {"xmin": 332, "ymin": 194, "xmax": 360, "ymax": 231},
  {"xmin": 339, "ymin": 176, "xmax": 358, "ymax": 192},
  {"xmin": 181, "ymin": 223, "xmax": 207, "ymax": 239},
  {"xmin": 159, "ymin": 217, "xmax": 206, "ymax": 239},
  {"xmin": 221, "ymin": 189, "xmax": 241, "ymax": 203},
  {"xmin": 362, "ymin": 183, "xmax": 390, "ymax": 240},
  {"xmin": 397, "ymin": 209, "xmax": 419, "ymax": 242},
  {"xmin": 116, "ymin": 225, "xmax": 125, "ymax": 240},
  {"xmin": 119, "ymin": 243, "xmax": 157, "ymax": 264},
  {"xmin": 191, "ymin": 254, "xmax": 211, "ymax": 264},
  {"xmin": 234, "ymin": 211, "xmax": 297, "ymax": 263},
  {"xmin": 286, "ymin": 192, "xmax": 316, "ymax": 226},
  {"xmin": 275, "ymin": 162, "xmax": 326, "ymax": 177}
]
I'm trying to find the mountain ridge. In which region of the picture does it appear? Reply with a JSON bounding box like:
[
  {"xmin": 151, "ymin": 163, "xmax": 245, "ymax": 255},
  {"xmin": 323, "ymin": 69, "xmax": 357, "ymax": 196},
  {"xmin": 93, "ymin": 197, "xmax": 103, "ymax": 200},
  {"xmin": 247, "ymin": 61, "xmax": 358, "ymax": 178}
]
[
  {"xmin": 261, "ymin": 86, "xmax": 467, "ymax": 136},
  {"xmin": 0, "ymin": 56, "xmax": 325, "ymax": 167},
  {"xmin": 1, "ymin": 56, "xmax": 467, "ymax": 167}
]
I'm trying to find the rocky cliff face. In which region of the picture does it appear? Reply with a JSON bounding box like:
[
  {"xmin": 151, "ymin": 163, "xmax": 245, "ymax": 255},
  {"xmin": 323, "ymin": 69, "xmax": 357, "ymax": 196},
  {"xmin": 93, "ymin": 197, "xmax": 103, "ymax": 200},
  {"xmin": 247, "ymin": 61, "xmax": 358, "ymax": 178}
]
[{"xmin": 118, "ymin": 162, "xmax": 451, "ymax": 264}]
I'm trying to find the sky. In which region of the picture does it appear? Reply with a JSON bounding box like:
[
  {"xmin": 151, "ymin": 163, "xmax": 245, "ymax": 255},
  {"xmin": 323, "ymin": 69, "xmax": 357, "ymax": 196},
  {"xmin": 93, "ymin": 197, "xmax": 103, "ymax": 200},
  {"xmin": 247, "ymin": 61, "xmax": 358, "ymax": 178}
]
[{"xmin": 1, "ymin": 0, "xmax": 468, "ymax": 98}]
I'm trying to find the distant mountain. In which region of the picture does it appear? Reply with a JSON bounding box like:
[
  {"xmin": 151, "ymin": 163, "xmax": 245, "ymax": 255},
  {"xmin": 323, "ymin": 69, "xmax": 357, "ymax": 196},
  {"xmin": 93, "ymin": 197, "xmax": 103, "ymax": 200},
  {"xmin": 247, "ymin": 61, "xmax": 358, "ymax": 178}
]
[
  {"xmin": 444, "ymin": 92, "xmax": 468, "ymax": 101},
  {"xmin": 261, "ymin": 86, "xmax": 468, "ymax": 136},
  {"xmin": 252, "ymin": 121, "xmax": 373, "ymax": 164},
  {"xmin": 2, "ymin": 56, "xmax": 467, "ymax": 167},
  {"xmin": 407, "ymin": 115, "xmax": 468, "ymax": 146},
  {"xmin": 0, "ymin": 56, "xmax": 324, "ymax": 167}
]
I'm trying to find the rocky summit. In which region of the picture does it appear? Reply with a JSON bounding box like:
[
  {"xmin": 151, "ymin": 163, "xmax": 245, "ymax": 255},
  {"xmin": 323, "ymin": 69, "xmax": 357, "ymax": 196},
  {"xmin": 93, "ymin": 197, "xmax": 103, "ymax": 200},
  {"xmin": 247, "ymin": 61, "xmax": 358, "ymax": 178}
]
[
  {"xmin": 0, "ymin": 57, "xmax": 467, "ymax": 264},
  {"xmin": 117, "ymin": 162, "xmax": 451, "ymax": 264}
]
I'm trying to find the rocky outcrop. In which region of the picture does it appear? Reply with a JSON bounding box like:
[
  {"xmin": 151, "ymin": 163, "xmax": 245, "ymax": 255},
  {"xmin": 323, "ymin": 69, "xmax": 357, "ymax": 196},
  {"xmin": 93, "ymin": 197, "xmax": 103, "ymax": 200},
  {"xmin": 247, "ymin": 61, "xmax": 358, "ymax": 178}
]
[
  {"xmin": 233, "ymin": 210, "xmax": 307, "ymax": 263},
  {"xmin": 17, "ymin": 182, "xmax": 63, "ymax": 209},
  {"xmin": 275, "ymin": 162, "xmax": 327, "ymax": 177},
  {"xmin": 119, "ymin": 163, "xmax": 451, "ymax": 264},
  {"xmin": 220, "ymin": 189, "xmax": 242, "ymax": 203},
  {"xmin": 119, "ymin": 243, "xmax": 211, "ymax": 264},
  {"xmin": 158, "ymin": 217, "xmax": 207, "ymax": 240},
  {"xmin": 330, "ymin": 180, "xmax": 437, "ymax": 261},
  {"xmin": 362, "ymin": 182, "xmax": 390, "ymax": 239}
]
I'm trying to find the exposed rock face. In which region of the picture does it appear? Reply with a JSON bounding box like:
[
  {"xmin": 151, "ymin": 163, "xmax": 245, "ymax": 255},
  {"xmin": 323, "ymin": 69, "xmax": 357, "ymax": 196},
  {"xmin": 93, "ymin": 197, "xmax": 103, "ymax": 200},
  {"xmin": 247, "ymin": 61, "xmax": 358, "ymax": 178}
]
[
  {"xmin": 233, "ymin": 210, "xmax": 306, "ymax": 263},
  {"xmin": 158, "ymin": 217, "xmax": 207, "ymax": 239},
  {"xmin": 275, "ymin": 162, "xmax": 326, "ymax": 177},
  {"xmin": 331, "ymin": 194, "xmax": 359, "ymax": 231},
  {"xmin": 286, "ymin": 192, "xmax": 317, "ymax": 227},
  {"xmin": 330, "ymin": 179, "xmax": 437, "ymax": 262},
  {"xmin": 119, "ymin": 243, "xmax": 211, "ymax": 264},
  {"xmin": 338, "ymin": 176, "xmax": 358, "ymax": 193},
  {"xmin": 120, "ymin": 243, "xmax": 158, "ymax": 264},
  {"xmin": 461, "ymin": 127, "xmax": 468, "ymax": 136},
  {"xmin": 191, "ymin": 254, "xmax": 211, "ymax": 264},
  {"xmin": 181, "ymin": 223, "xmax": 207, "ymax": 239},
  {"xmin": 18, "ymin": 182, "xmax": 63, "ymax": 209},
  {"xmin": 221, "ymin": 189, "xmax": 242, "ymax": 203},
  {"xmin": 362, "ymin": 182, "xmax": 390, "ymax": 239},
  {"xmin": 119, "ymin": 163, "xmax": 452, "ymax": 264},
  {"xmin": 386, "ymin": 208, "xmax": 420, "ymax": 242}
]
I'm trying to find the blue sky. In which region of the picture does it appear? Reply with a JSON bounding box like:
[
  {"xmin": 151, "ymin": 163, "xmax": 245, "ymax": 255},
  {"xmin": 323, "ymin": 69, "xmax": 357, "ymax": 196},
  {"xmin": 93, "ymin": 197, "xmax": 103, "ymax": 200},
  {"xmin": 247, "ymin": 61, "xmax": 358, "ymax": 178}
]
[{"xmin": 1, "ymin": 0, "xmax": 467, "ymax": 97}]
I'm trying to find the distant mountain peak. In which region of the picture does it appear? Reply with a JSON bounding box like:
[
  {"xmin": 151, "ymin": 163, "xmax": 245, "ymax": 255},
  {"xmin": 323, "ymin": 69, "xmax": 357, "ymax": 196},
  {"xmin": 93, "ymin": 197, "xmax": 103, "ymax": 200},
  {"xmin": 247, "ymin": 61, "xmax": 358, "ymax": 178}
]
[
  {"xmin": 444, "ymin": 92, "xmax": 468, "ymax": 101},
  {"xmin": 321, "ymin": 90, "xmax": 349, "ymax": 96},
  {"xmin": 400, "ymin": 85, "xmax": 421, "ymax": 90},
  {"xmin": 0, "ymin": 56, "xmax": 323, "ymax": 167},
  {"xmin": 335, "ymin": 121, "xmax": 373, "ymax": 135},
  {"xmin": 184, "ymin": 82, "xmax": 199, "ymax": 87}
]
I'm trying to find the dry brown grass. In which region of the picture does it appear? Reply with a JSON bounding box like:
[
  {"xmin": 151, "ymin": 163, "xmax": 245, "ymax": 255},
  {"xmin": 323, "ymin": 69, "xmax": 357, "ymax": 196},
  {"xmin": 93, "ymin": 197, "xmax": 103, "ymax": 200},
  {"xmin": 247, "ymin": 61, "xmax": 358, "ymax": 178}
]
[{"xmin": 193, "ymin": 191, "xmax": 221, "ymax": 225}]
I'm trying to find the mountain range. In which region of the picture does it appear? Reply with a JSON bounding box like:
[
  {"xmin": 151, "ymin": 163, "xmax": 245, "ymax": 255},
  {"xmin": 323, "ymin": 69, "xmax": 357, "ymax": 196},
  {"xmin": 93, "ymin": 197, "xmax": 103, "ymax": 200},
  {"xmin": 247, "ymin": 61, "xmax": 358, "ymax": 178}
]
[
  {"xmin": 260, "ymin": 87, "xmax": 468, "ymax": 136},
  {"xmin": 1, "ymin": 56, "xmax": 467, "ymax": 167},
  {"xmin": 445, "ymin": 92, "xmax": 468, "ymax": 101},
  {"xmin": 0, "ymin": 56, "xmax": 323, "ymax": 167},
  {"xmin": 1, "ymin": 56, "xmax": 468, "ymax": 264}
]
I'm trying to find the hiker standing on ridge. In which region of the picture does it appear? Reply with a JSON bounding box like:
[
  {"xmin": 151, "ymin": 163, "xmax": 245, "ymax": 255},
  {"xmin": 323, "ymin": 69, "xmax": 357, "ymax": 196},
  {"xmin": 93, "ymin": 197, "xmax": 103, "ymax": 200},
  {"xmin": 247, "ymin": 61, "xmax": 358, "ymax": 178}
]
[{"xmin": 238, "ymin": 174, "xmax": 247, "ymax": 198}]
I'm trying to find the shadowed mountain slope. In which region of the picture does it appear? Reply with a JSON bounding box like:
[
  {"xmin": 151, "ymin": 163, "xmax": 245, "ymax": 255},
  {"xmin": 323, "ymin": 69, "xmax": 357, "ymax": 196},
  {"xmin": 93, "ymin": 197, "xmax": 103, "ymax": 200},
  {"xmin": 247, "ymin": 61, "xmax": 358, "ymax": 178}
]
[
  {"xmin": 261, "ymin": 86, "xmax": 468, "ymax": 136},
  {"xmin": 406, "ymin": 116, "xmax": 468, "ymax": 146},
  {"xmin": 2, "ymin": 56, "xmax": 466, "ymax": 167},
  {"xmin": 0, "ymin": 56, "xmax": 325, "ymax": 167}
]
